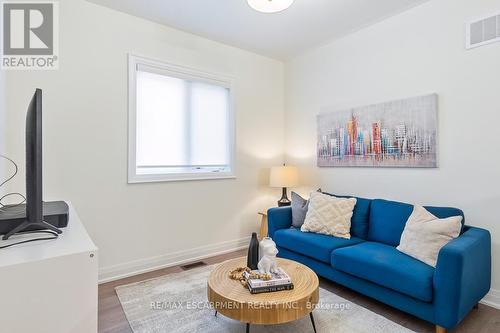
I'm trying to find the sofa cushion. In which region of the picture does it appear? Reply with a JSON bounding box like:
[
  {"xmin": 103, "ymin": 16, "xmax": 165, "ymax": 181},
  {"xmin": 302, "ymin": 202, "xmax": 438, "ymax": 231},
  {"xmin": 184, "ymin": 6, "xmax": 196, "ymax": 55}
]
[
  {"xmin": 274, "ymin": 228, "xmax": 364, "ymax": 264},
  {"xmin": 331, "ymin": 242, "xmax": 435, "ymax": 302},
  {"xmin": 368, "ymin": 199, "xmax": 413, "ymax": 246},
  {"xmin": 323, "ymin": 193, "xmax": 371, "ymax": 239},
  {"xmin": 291, "ymin": 191, "xmax": 309, "ymax": 228},
  {"xmin": 368, "ymin": 199, "xmax": 466, "ymax": 246},
  {"xmin": 301, "ymin": 192, "xmax": 357, "ymax": 239},
  {"xmin": 397, "ymin": 205, "xmax": 463, "ymax": 267}
]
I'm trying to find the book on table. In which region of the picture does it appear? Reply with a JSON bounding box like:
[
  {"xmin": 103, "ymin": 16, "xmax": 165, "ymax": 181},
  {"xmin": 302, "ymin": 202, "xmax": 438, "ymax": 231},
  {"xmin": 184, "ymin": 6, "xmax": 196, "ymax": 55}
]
[
  {"xmin": 244, "ymin": 268, "xmax": 293, "ymax": 294},
  {"xmin": 248, "ymin": 283, "xmax": 294, "ymax": 294}
]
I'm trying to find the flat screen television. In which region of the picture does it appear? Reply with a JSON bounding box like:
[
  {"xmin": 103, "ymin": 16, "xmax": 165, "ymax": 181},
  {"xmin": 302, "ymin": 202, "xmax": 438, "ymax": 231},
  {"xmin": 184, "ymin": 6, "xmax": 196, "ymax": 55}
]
[{"xmin": 2, "ymin": 89, "xmax": 62, "ymax": 240}]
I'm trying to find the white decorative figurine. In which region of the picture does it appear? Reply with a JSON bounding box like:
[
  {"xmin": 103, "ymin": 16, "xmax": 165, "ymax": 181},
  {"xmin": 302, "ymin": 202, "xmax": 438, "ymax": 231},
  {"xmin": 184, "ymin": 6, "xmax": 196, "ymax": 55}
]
[
  {"xmin": 258, "ymin": 237, "xmax": 275, "ymax": 261},
  {"xmin": 258, "ymin": 238, "xmax": 279, "ymax": 275}
]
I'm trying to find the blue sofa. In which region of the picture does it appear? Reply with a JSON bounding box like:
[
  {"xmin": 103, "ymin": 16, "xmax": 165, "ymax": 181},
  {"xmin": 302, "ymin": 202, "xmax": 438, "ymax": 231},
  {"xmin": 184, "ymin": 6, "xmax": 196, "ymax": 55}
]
[{"xmin": 268, "ymin": 196, "xmax": 491, "ymax": 332}]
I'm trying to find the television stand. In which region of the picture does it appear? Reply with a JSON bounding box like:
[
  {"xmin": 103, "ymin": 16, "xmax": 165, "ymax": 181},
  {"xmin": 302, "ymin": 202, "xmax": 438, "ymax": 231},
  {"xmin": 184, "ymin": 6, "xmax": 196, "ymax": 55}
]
[
  {"xmin": 2, "ymin": 220, "xmax": 62, "ymax": 240},
  {"xmin": 0, "ymin": 203, "xmax": 97, "ymax": 333}
]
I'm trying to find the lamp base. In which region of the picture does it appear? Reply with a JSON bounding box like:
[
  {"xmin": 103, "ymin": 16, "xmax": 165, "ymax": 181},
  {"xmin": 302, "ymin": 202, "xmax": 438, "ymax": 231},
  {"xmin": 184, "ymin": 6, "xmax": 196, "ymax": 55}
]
[{"xmin": 277, "ymin": 187, "xmax": 291, "ymax": 207}]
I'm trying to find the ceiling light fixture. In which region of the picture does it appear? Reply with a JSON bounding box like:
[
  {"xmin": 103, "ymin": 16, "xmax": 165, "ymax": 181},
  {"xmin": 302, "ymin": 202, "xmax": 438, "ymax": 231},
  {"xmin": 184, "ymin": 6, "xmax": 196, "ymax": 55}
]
[{"xmin": 247, "ymin": 0, "xmax": 295, "ymax": 14}]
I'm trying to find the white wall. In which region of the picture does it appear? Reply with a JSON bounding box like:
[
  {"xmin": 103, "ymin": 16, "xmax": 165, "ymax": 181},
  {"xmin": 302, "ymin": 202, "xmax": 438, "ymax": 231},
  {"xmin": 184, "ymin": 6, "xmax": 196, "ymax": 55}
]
[
  {"xmin": 0, "ymin": 69, "xmax": 4, "ymax": 171},
  {"xmin": 285, "ymin": 0, "xmax": 500, "ymax": 294},
  {"xmin": 0, "ymin": 69, "xmax": 6, "ymax": 188},
  {"xmin": 4, "ymin": 0, "xmax": 285, "ymax": 281}
]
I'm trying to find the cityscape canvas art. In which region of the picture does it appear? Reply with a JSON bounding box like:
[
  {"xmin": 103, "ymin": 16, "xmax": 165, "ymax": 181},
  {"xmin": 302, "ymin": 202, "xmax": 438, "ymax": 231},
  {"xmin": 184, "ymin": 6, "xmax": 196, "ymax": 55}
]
[{"xmin": 317, "ymin": 94, "xmax": 438, "ymax": 168}]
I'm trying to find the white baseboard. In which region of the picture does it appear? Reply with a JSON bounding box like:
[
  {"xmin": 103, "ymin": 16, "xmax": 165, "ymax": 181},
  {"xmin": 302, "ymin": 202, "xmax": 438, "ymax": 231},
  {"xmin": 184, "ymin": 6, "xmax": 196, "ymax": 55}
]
[
  {"xmin": 98, "ymin": 236, "xmax": 250, "ymax": 284},
  {"xmin": 481, "ymin": 288, "xmax": 500, "ymax": 310}
]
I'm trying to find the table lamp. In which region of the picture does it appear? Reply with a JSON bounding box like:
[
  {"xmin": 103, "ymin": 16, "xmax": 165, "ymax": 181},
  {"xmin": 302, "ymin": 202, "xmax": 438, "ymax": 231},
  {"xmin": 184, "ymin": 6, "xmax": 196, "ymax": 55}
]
[{"xmin": 270, "ymin": 165, "xmax": 298, "ymax": 207}]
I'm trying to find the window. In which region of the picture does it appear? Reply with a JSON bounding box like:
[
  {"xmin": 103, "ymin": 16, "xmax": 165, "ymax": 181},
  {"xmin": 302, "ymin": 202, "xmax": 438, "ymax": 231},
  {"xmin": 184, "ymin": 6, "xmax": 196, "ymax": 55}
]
[{"xmin": 128, "ymin": 55, "xmax": 235, "ymax": 183}]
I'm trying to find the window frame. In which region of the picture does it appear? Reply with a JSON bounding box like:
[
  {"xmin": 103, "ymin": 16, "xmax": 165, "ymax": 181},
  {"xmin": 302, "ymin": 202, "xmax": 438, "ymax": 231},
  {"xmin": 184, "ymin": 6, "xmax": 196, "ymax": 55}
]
[{"xmin": 128, "ymin": 54, "xmax": 236, "ymax": 183}]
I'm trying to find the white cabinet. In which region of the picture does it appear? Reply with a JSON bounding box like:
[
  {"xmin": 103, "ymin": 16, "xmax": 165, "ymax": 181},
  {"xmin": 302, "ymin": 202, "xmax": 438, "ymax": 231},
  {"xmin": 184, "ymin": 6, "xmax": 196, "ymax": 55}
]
[{"xmin": 0, "ymin": 203, "xmax": 98, "ymax": 333}]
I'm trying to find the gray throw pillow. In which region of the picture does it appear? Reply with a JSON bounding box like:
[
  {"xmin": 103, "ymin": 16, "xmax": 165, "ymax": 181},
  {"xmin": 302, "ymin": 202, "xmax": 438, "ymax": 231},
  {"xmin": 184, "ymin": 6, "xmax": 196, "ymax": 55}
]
[{"xmin": 291, "ymin": 191, "xmax": 309, "ymax": 228}]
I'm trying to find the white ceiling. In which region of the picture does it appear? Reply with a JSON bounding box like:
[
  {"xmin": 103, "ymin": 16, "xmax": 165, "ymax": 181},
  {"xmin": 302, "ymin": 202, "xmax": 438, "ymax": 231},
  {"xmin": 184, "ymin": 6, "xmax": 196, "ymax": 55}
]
[{"xmin": 86, "ymin": 0, "xmax": 428, "ymax": 60}]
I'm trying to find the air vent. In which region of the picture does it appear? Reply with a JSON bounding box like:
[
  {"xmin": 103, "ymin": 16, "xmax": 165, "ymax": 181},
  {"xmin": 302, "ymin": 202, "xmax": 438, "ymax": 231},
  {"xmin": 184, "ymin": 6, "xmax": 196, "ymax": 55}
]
[
  {"xmin": 466, "ymin": 13, "xmax": 500, "ymax": 49},
  {"xmin": 180, "ymin": 261, "xmax": 207, "ymax": 270}
]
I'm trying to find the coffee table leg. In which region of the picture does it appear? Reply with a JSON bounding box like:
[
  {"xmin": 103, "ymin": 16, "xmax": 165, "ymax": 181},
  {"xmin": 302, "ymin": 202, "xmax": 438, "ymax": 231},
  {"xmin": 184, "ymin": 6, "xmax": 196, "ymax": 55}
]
[
  {"xmin": 246, "ymin": 323, "xmax": 250, "ymax": 333},
  {"xmin": 310, "ymin": 312, "xmax": 317, "ymax": 333}
]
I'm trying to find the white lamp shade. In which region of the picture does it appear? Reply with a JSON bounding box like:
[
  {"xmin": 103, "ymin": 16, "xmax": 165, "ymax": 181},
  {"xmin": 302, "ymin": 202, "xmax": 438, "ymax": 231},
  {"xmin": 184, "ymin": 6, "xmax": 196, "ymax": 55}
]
[
  {"xmin": 247, "ymin": 0, "xmax": 295, "ymax": 13},
  {"xmin": 270, "ymin": 166, "xmax": 299, "ymax": 188}
]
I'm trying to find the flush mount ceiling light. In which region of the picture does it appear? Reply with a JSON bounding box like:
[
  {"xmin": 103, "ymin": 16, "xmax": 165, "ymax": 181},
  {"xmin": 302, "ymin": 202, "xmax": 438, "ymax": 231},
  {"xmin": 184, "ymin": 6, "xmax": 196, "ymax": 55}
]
[{"xmin": 247, "ymin": 0, "xmax": 295, "ymax": 13}]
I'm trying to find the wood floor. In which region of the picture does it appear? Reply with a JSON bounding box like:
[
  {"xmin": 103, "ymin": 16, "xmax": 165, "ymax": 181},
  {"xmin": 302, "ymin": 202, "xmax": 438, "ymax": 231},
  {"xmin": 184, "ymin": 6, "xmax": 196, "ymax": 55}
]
[{"xmin": 99, "ymin": 249, "xmax": 500, "ymax": 333}]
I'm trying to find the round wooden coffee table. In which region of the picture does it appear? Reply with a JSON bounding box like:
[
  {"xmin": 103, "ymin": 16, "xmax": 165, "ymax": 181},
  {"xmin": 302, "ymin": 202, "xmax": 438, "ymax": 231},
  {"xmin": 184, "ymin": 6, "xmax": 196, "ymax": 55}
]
[{"xmin": 207, "ymin": 257, "xmax": 319, "ymax": 332}]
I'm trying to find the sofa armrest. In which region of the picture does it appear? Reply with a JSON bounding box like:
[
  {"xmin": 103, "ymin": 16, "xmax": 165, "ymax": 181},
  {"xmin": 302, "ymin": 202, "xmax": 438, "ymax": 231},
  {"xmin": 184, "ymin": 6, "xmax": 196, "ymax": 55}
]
[
  {"xmin": 267, "ymin": 207, "xmax": 292, "ymax": 238},
  {"xmin": 433, "ymin": 226, "xmax": 491, "ymax": 329}
]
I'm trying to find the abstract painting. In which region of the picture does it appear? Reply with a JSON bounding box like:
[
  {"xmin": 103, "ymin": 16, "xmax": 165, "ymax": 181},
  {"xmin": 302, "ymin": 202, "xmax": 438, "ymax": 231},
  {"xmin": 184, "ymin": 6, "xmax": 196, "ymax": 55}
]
[{"xmin": 317, "ymin": 94, "xmax": 438, "ymax": 168}]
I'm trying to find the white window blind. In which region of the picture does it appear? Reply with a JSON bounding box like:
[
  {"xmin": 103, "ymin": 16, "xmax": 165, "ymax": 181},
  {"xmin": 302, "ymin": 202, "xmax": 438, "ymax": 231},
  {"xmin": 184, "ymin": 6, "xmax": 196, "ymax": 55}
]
[{"xmin": 128, "ymin": 56, "xmax": 234, "ymax": 183}]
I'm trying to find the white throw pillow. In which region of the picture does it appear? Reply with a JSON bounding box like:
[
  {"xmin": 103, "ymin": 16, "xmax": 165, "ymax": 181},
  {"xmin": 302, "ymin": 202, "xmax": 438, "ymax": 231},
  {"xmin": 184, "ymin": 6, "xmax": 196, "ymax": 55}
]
[
  {"xmin": 300, "ymin": 192, "xmax": 356, "ymax": 239},
  {"xmin": 397, "ymin": 205, "xmax": 462, "ymax": 267}
]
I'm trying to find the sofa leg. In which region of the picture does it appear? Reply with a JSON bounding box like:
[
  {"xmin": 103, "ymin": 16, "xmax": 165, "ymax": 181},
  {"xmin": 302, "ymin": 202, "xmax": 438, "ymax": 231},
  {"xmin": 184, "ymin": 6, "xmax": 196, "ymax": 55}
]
[{"xmin": 435, "ymin": 325, "xmax": 447, "ymax": 333}]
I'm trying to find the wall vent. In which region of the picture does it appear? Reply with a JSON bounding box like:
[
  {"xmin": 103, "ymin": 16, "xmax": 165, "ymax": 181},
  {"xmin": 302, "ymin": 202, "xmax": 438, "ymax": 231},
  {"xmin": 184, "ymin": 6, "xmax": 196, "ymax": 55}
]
[
  {"xmin": 180, "ymin": 261, "xmax": 207, "ymax": 270},
  {"xmin": 466, "ymin": 12, "xmax": 500, "ymax": 49}
]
